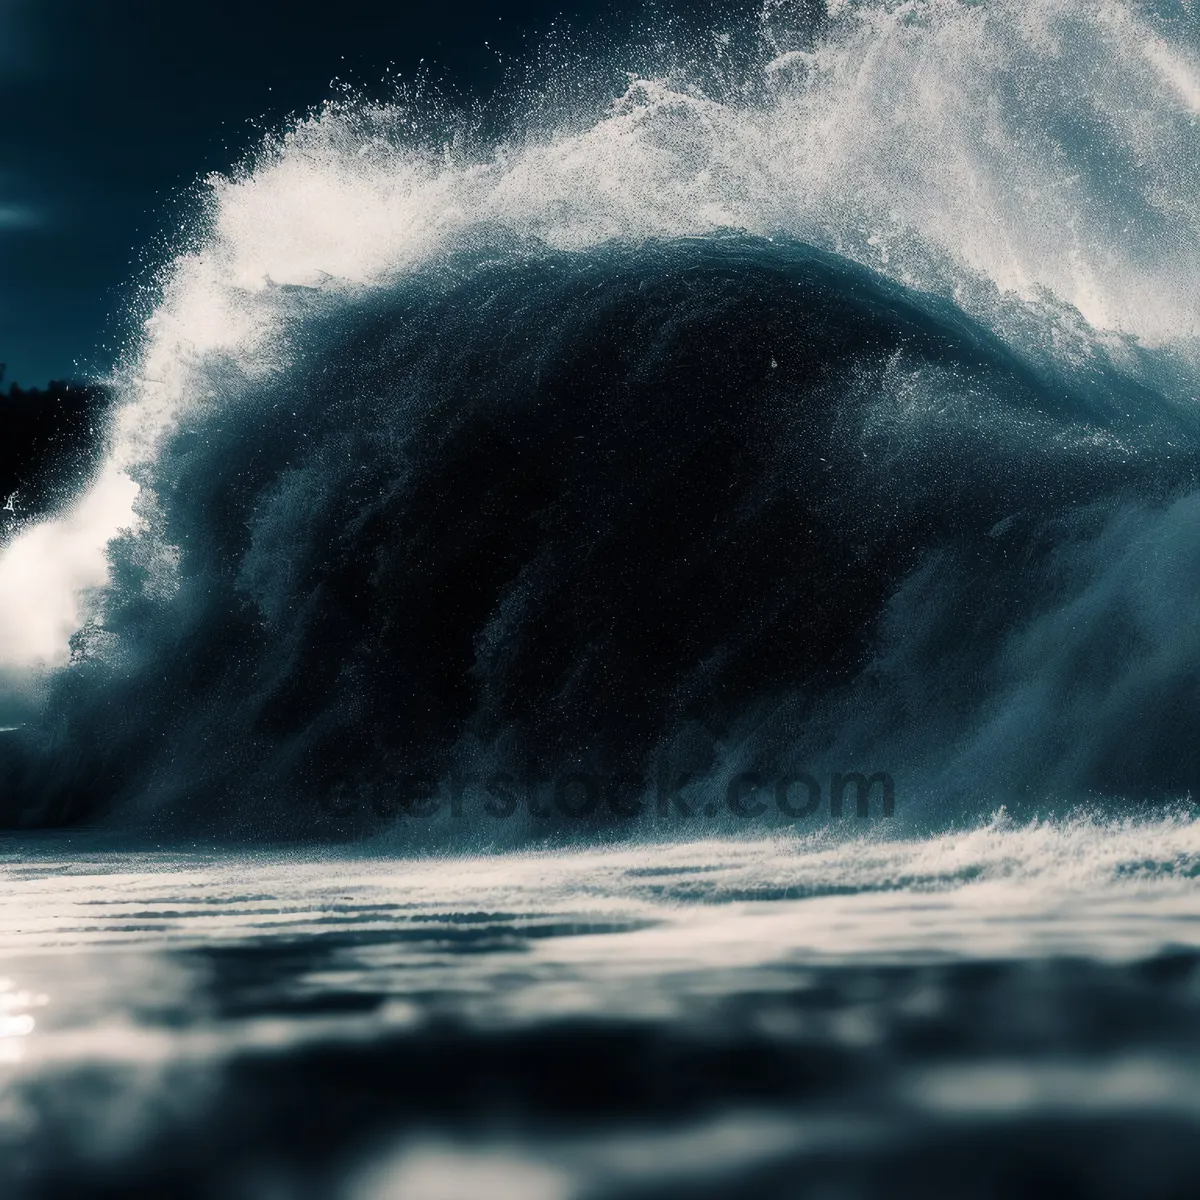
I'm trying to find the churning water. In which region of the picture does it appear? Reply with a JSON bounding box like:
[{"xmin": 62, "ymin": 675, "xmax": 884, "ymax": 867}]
[{"xmin": 0, "ymin": 0, "xmax": 1199, "ymax": 1194}]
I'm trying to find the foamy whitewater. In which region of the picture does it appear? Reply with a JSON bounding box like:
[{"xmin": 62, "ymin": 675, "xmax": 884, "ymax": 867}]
[
  {"xmin": 0, "ymin": 2, "xmax": 1199, "ymax": 1193},
  {"xmin": 0, "ymin": 0, "xmax": 1197, "ymax": 833},
  {"xmin": 3, "ymin": 0, "xmax": 1198, "ymax": 672}
]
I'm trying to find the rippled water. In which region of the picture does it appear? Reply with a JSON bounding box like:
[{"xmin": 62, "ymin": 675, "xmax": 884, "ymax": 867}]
[{"xmin": 1, "ymin": 818, "xmax": 1199, "ymax": 1197}]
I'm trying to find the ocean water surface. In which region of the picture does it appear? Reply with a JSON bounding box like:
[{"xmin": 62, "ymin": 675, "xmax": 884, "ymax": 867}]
[
  {"xmin": 0, "ymin": 0, "xmax": 1198, "ymax": 1193},
  {"xmin": 1, "ymin": 819, "xmax": 1200, "ymax": 1197}
]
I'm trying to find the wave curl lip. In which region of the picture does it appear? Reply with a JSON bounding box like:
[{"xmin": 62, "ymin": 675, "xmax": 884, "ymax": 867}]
[{"xmin": 0, "ymin": 0, "xmax": 1197, "ymax": 836}]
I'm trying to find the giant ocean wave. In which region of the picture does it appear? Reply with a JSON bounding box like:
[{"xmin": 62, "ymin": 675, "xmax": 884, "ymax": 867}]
[{"xmin": 1, "ymin": 0, "xmax": 1198, "ymax": 836}]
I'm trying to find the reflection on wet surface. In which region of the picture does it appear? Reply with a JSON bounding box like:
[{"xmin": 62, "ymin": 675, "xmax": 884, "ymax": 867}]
[{"xmin": 0, "ymin": 824, "xmax": 1199, "ymax": 1197}]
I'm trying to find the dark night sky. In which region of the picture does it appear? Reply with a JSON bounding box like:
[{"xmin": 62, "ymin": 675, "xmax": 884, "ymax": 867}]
[{"xmin": 1, "ymin": 0, "xmax": 646, "ymax": 387}]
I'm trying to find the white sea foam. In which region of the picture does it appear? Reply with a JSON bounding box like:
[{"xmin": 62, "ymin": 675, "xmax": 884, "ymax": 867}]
[
  {"xmin": 1, "ymin": 0, "xmax": 1196, "ymax": 670},
  {"xmin": 1, "ymin": 813, "xmax": 1199, "ymax": 965}
]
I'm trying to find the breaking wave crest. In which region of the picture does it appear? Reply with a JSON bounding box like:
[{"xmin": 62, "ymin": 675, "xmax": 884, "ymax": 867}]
[{"xmin": 1, "ymin": 0, "xmax": 1198, "ymax": 837}]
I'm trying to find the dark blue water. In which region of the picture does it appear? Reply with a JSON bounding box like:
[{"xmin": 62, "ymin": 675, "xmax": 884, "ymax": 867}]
[
  {"xmin": 1, "ymin": 825, "xmax": 1200, "ymax": 1198},
  {"xmin": 0, "ymin": 2, "xmax": 1198, "ymax": 1194}
]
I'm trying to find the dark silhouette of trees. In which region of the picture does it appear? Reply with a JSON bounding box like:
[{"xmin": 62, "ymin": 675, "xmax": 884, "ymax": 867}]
[{"xmin": 0, "ymin": 364, "xmax": 111, "ymax": 531}]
